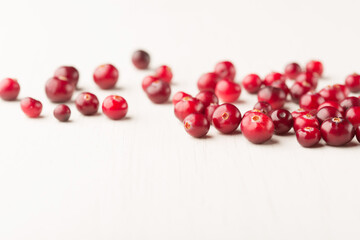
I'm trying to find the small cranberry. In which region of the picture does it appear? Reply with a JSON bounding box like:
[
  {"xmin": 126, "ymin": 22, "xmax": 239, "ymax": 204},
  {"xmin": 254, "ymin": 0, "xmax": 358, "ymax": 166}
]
[
  {"xmin": 270, "ymin": 109, "xmax": 293, "ymax": 135},
  {"xmin": 296, "ymin": 72, "xmax": 318, "ymax": 90},
  {"xmin": 155, "ymin": 65, "xmax": 173, "ymax": 83},
  {"xmin": 20, "ymin": 97, "xmax": 42, "ymax": 118},
  {"xmin": 345, "ymin": 106, "xmax": 360, "ymax": 128},
  {"xmin": 53, "ymin": 104, "xmax": 71, "ymax": 122},
  {"xmin": 212, "ymin": 103, "xmax": 241, "ymax": 134},
  {"xmin": 317, "ymin": 101, "xmax": 344, "ymax": 115},
  {"xmin": 197, "ymin": 72, "xmax": 219, "ymax": 92},
  {"xmin": 316, "ymin": 106, "xmax": 342, "ymax": 124},
  {"xmin": 93, "ymin": 64, "xmax": 119, "ymax": 89},
  {"xmin": 253, "ymin": 101, "xmax": 272, "ymax": 115},
  {"xmin": 263, "ymin": 72, "xmax": 286, "ymax": 86},
  {"xmin": 145, "ymin": 80, "xmax": 171, "ymax": 104},
  {"xmin": 174, "ymin": 97, "xmax": 205, "ymax": 121},
  {"xmin": 284, "ymin": 62, "xmax": 302, "ymax": 80},
  {"xmin": 183, "ymin": 113, "xmax": 210, "ymax": 138},
  {"xmin": 296, "ymin": 127, "xmax": 321, "ymax": 147},
  {"xmin": 45, "ymin": 77, "xmax": 74, "ymax": 103},
  {"xmin": 142, "ymin": 75, "xmax": 159, "ymax": 91},
  {"xmin": 132, "ymin": 50, "xmax": 150, "ymax": 70},
  {"xmin": 214, "ymin": 61, "xmax": 236, "ymax": 81},
  {"xmin": 195, "ymin": 91, "xmax": 218, "ymax": 108},
  {"xmin": 345, "ymin": 73, "xmax": 360, "ymax": 93},
  {"xmin": 102, "ymin": 95, "xmax": 128, "ymax": 120},
  {"xmin": 356, "ymin": 126, "xmax": 360, "ymax": 143},
  {"xmin": 299, "ymin": 92, "xmax": 325, "ymax": 114},
  {"xmin": 54, "ymin": 66, "xmax": 79, "ymax": 87},
  {"xmin": 172, "ymin": 91, "xmax": 191, "ymax": 105},
  {"xmin": 75, "ymin": 92, "xmax": 99, "ymax": 116},
  {"xmin": 215, "ymin": 79, "xmax": 241, "ymax": 103},
  {"xmin": 340, "ymin": 96, "xmax": 360, "ymax": 112},
  {"xmin": 0, "ymin": 78, "xmax": 20, "ymax": 101},
  {"xmin": 257, "ymin": 86, "xmax": 286, "ymax": 109},
  {"xmin": 321, "ymin": 117, "xmax": 354, "ymax": 146},
  {"xmin": 242, "ymin": 73, "xmax": 262, "ymax": 94},
  {"xmin": 205, "ymin": 104, "xmax": 219, "ymax": 124},
  {"xmin": 241, "ymin": 112, "xmax": 274, "ymax": 144},
  {"xmin": 319, "ymin": 85, "xmax": 346, "ymax": 102},
  {"xmin": 290, "ymin": 81, "xmax": 311, "ymax": 102},
  {"xmin": 270, "ymin": 80, "xmax": 289, "ymax": 97},
  {"xmin": 293, "ymin": 113, "xmax": 319, "ymax": 132},
  {"xmin": 306, "ymin": 60, "xmax": 324, "ymax": 77}
]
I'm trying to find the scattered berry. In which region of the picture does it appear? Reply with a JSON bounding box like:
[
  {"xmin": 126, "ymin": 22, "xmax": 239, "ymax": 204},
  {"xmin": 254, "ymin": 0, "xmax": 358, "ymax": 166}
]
[
  {"xmin": 132, "ymin": 50, "xmax": 150, "ymax": 70},
  {"xmin": 174, "ymin": 97, "xmax": 205, "ymax": 122},
  {"xmin": 306, "ymin": 60, "xmax": 323, "ymax": 77},
  {"xmin": 183, "ymin": 113, "xmax": 210, "ymax": 138},
  {"xmin": 284, "ymin": 62, "xmax": 302, "ymax": 80},
  {"xmin": 321, "ymin": 117, "xmax": 354, "ymax": 146},
  {"xmin": 197, "ymin": 72, "xmax": 219, "ymax": 92},
  {"xmin": 345, "ymin": 73, "xmax": 360, "ymax": 93},
  {"xmin": 93, "ymin": 64, "xmax": 119, "ymax": 89},
  {"xmin": 195, "ymin": 91, "xmax": 218, "ymax": 108},
  {"xmin": 212, "ymin": 103, "xmax": 241, "ymax": 134},
  {"xmin": 242, "ymin": 74, "xmax": 262, "ymax": 93},
  {"xmin": 257, "ymin": 86, "xmax": 286, "ymax": 109},
  {"xmin": 45, "ymin": 77, "xmax": 74, "ymax": 103},
  {"xmin": 102, "ymin": 95, "xmax": 128, "ymax": 120},
  {"xmin": 299, "ymin": 92, "xmax": 325, "ymax": 114},
  {"xmin": 215, "ymin": 79, "xmax": 241, "ymax": 103},
  {"xmin": 241, "ymin": 112, "xmax": 274, "ymax": 144},
  {"xmin": 142, "ymin": 75, "xmax": 159, "ymax": 91},
  {"xmin": 290, "ymin": 81, "xmax": 311, "ymax": 102},
  {"xmin": 296, "ymin": 127, "xmax": 321, "ymax": 147},
  {"xmin": 263, "ymin": 72, "xmax": 285, "ymax": 86},
  {"xmin": 20, "ymin": 97, "xmax": 42, "ymax": 118},
  {"xmin": 54, "ymin": 66, "xmax": 79, "ymax": 87},
  {"xmin": 75, "ymin": 92, "xmax": 99, "ymax": 116},
  {"xmin": 0, "ymin": 78, "xmax": 20, "ymax": 101},
  {"xmin": 214, "ymin": 61, "xmax": 236, "ymax": 80},
  {"xmin": 53, "ymin": 104, "xmax": 71, "ymax": 122},
  {"xmin": 293, "ymin": 113, "xmax": 319, "ymax": 132},
  {"xmin": 145, "ymin": 80, "xmax": 171, "ymax": 104},
  {"xmin": 172, "ymin": 91, "xmax": 191, "ymax": 105},
  {"xmin": 270, "ymin": 109, "xmax": 293, "ymax": 135},
  {"xmin": 155, "ymin": 65, "xmax": 173, "ymax": 83}
]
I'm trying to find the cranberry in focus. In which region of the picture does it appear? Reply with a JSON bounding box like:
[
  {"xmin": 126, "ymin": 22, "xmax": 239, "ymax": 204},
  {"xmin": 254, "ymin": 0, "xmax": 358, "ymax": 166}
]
[
  {"xmin": 270, "ymin": 109, "xmax": 293, "ymax": 135},
  {"xmin": 293, "ymin": 113, "xmax": 319, "ymax": 132},
  {"xmin": 174, "ymin": 97, "xmax": 205, "ymax": 122},
  {"xmin": 102, "ymin": 95, "xmax": 128, "ymax": 120},
  {"xmin": 296, "ymin": 127, "xmax": 321, "ymax": 147},
  {"xmin": 75, "ymin": 92, "xmax": 99, "ymax": 116},
  {"xmin": 20, "ymin": 97, "xmax": 42, "ymax": 118},
  {"xmin": 183, "ymin": 113, "xmax": 210, "ymax": 138},
  {"xmin": 212, "ymin": 103, "xmax": 241, "ymax": 134},
  {"xmin": 241, "ymin": 112, "xmax": 274, "ymax": 144},
  {"xmin": 316, "ymin": 106, "xmax": 342, "ymax": 124},
  {"xmin": 53, "ymin": 104, "xmax": 71, "ymax": 122},
  {"xmin": 93, "ymin": 64, "xmax": 119, "ymax": 89},
  {"xmin": 321, "ymin": 117, "xmax": 355, "ymax": 146},
  {"xmin": 215, "ymin": 79, "xmax": 241, "ymax": 103},
  {"xmin": 45, "ymin": 77, "xmax": 74, "ymax": 103}
]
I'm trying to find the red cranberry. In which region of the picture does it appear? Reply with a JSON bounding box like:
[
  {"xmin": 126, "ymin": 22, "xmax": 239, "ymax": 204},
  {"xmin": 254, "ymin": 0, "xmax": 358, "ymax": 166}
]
[
  {"xmin": 263, "ymin": 72, "xmax": 285, "ymax": 86},
  {"xmin": 335, "ymin": 84, "xmax": 350, "ymax": 97},
  {"xmin": 319, "ymin": 85, "xmax": 345, "ymax": 102},
  {"xmin": 317, "ymin": 101, "xmax": 344, "ymax": 115},
  {"xmin": 241, "ymin": 112, "xmax": 274, "ymax": 144},
  {"xmin": 155, "ymin": 65, "xmax": 173, "ymax": 83},
  {"xmin": 54, "ymin": 66, "xmax": 79, "ymax": 87},
  {"xmin": 356, "ymin": 126, "xmax": 360, "ymax": 143},
  {"xmin": 345, "ymin": 73, "xmax": 360, "ymax": 93},
  {"xmin": 296, "ymin": 127, "xmax": 321, "ymax": 147},
  {"xmin": 102, "ymin": 95, "xmax": 128, "ymax": 120},
  {"xmin": 299, "ymin": 92, "xmax": 325, "ymax": 113},
  {"xmin": 253, "ymin": 101, "xmax": 272, "ymax": 115},
  {"xmin": 306, "ymin": 60, "xmax": 323, "ymax": 77},
  {"xmin": 53, "ymin": 104, "xmax": 71, "ymax": 122},
  {"xmin": 243, "ymin": 109, "xmax": 264, "ymax": 118},
  {"xmin": 284, "ymin": 62, "xmax": 302, "ymax": 80},
  {"xmin": 183, "ymin": 113, "xmax": 210, "ymax": 138},
  {"xmin": 242, "ymin": 74, "xmax": 262, "ymax": 93},
  {"xmin": 197, "ymin": 72, "xmax": 219, "ymax": 92},
  {"xmin": 0, "ymin": 78, "xmax": 20, "ymax": 101},
  {"xmin": 215, "ymin": 79, "xmax": 241, "ymax": 103},
  {"xmin": 93, "ymin": 64, "xmax": 119, "ymax": 89},
  {"xmin": 20, "ymin": 97, "xmax": 42, "ymax": 118},
  {"xmin": 45, "ymin": 77, "xmax": 74, "ymax": 103},
  {"xmin": 145, "ymin": 80, "xmax": 171, "ymax": 104},
  {"xmin": 340, "ymin": 96, "xmax": 360, "ymax": 112},
  {"xmin": 142, "ymin": 75, "xmax": 159, "ymax": 91},
  {"xmin": 291, "ymin": 108, "xmax": 309, "ymax": 119},
  {"xmin": 296, "ymin": 72, "xmax": 318, "ymax": 90},
  {"xmin": 75, "ymin": 92, "xmax": 99, "ymax": 116},
  {"xmin": 132, "ymin": 50, "xmax": 150, "ymax": 70},
  {"xmin": 212, "ymin": 103, "xmax": 241, "ymax": 134},
  {"xmin": 316, "ymin": 106, "xmax": 342, "ymax": 124},
  {"xmin": 172, "ymin": 91, "xmax": 191, "ymax": 105},
  {"xmin": 293, "ymin": 113, "xmax": 319, "ymax": 132},
  {"xmin": 257, "ymin": 86, "xmax": 286, "ymax": 109},
  {"xmin": 290, "ymin": 81, "xmax": 311, "ymax": 102},
  {"xmin": 270, "ymin": 109, "xmax": 293, "ymax": 135},
  {"xmin": 321, "ymin": 117, "xmax": 354, "ymax": 146},
  {"xmin": 214, "ymin": 61, "xmax": 236, "ymax": 81},
  {"xmin": 195, "ymin": 91, "xmax": 218, "ymax": 108},
  {"xmin": 205, "ymin": 104, "xmax": 219, "ymax": 124},
  {"xmin": 174, "ymin": 97, "xmax": 205, "ymax": 122},
  {"xmin": 345, "ymin": 106, "xmax": 360, "ymax": 128},
  {"xmin": 270, "ymin": 80, "xmax": 289, "ymax": 97}
]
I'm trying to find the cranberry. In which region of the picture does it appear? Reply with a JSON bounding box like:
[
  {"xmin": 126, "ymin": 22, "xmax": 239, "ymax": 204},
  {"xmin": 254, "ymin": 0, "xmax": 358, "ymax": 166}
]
[
  {"xmin": 296, "ymin": 72, "xmax": 318, "ymax": 90},
  {"xmin": 172, "ymin": 91, "xmax": 191, "ymax": 105},
  {"xmin": 284, "ymin": 62, "xmax": 302, "ymax": 80},
  {"xmin": 321, "ymin": 117, "xmax": 354, "ymax": 146},
  {"xmin": 145, "ymin": 80, "xmax": 171, "ymax": 104},
  {"xmin": 0, "ymin": 78, "xmax": 20, "ymax": 101},
  {"xmin": 53, "ymin": 104, "xmax": 71, "ymax": 122},
  {"xmin": 290, "ymin": 81, "xmax": 311, "ymax": 102},
  {"xmin": 270, "ymin": 80, "xmax": 289, "ymax": 97},
  {"xmin": 291, "ymin": 108, "xmax": 309, "ymax": 119},
  {"xmin": 253, "ymin": 101, "xmax": 272, "ymax": 115},
  {"xmin": 299, "ymin": 92, "xmax": 325, "ymax": 114},
  {"xmin": 54, "ymin": 66, "xmax": 79, "ymax": 87},
  {"xmin": 132, "ymin": 50, "xmax": 150, "ymax": 70},
  {"xmin": 142, "ymin": 75, "xmax": 159, "ymax": 91},
  {"xmin": 241, "ymin": 112, "xmax": 274, "ymax": 144},
  {"xmin": 263, "ymin": 72, "xmax": 285, "ymax": 86},
  {"xmin": 174, "ymin": 97, "xmax": 205, "ymax": 122},
  {"xmin": 356, "ymin": 126, "xmax": 360, "ymax": 143},
  {"xmin": 336, "ymin": 84, "xmax": 350, "ymax": 97},
  {"xmin": 243, "ymin": 109, "xmax": 264, "ymax": 118},
  {"xmin": 242, "ymin": 74, "xmax": 262, "ymax": 93},
  {"xmin": 205, "ymin": 104, "xmax": 219, "ymax": 124},
  {"xmin": 316, "ymin": 106, "xmax": 342, "ymax": 124},
  {"xmin": 45, "ymin": 77, "xmax": 74, "ymax": 103},
  {"xmin": 102, "ymin": 95, "xmax": 128, "ymax": 120},
  {"xmin": 340, "ymin": 96, "xmax": 360, "ymax": 112},
  {"xmin": 212, "ymin": 103, "xmax": 241, "ymax": 134},
  {"xmin": 214, "ymin": 61, "xmax": 236, "ymax": 80},
  {"xmin": 155, "ymin": 65, "xmax": 173, "ymax": 83},
  {"xmin": 296, "ymin": 127, "xmax": 321, "ymax": 147},
  {"xmin": 183, "ymin": 113, "xmax": 210, "ymax": 138},
  {"xmin": 345, "ymin": 73, "xmax": 360, "ymax": 93},
  {"xmin": 195, "ymin": 91, "xmax": 218, "ymax": 108},
  {"xmin": 20, "ymin": 97, "xmax": 42, "ymax": 118},
  {"xmin": 317, "ymin": 101, "xmax": 344, "ymax": 115},
  {"xmin": 306, "ymin": 60, "xmax": 323, "ymax": 77},
  {"xmin": 197, "ymin": 72, "xmax": 219, "ymax": 92},
  {"xmin": 345, "ymin": 106, "xmax": 360, "ymax": 127},
  {"xmin": 293, "ymin": 113, "xmax": 319, "ymax": 131},
  {"xmin": 75, "ymin": 92, "xmax": 99, "ymax": 116},
  {"xmin": 215, "ymin": 79, "xmax": 241, "ymax": 103},
  {"xmin": 257, "ymin": 86, "xmax": 286, "ymax": 109},
  {"xmin": 270, "ymin": 109, "xmax": 293, "ymax": 135},
  {"xmin": 93, "ymin": 64, "xmax": 119, "ymax": 89},
  {"xmin": 319, "ymin": 85, "xmax": 345, "ymax": 102}
]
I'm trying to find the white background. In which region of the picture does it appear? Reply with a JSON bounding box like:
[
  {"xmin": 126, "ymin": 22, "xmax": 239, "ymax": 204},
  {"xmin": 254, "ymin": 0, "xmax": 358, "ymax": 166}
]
[{"xmin": 1, "ymin": 0, "xmax": 360, "ymax": 239}]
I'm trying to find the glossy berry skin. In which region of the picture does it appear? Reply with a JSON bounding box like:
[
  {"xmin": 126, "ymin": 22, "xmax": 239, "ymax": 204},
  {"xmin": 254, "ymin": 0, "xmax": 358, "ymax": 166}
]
[
  {"xmin": 317, "ymin": 101, "xmax": 344, "ymax": 115},
  {"xmin": 284, "ymin": 62, "xmax": 302, "ymax": 80},
  {"xmin": 293, "ymin": 113, "xmax": 319, "ymax": 132},
  {"xmin": 241, "ymin": 112, "xmax": 274, "ymax": 144},
  {"xmin": 340, "ymin": 96, "xmax": 360, "ymax": 112},
  {"xmin": 243, "ymin": 109, "xmax": 263, "ymax": 118},
  {"xmin": 145, "ymin": 80, "xmax": 171, "ymax": 104},
  {"xmin": 263, "ymin": 72, "xmax": 285, "ymax": 86},
  {"xmin": 75, "ymin": 92, "xmax": 99, "ymax": 116},
  {"xmin": 291, "ymin": 108, "xmax": 309, "ymax": 119},
  {"xmin": 205, "ymin": 104, "xmax": 218, "ymax": 124},
  {"xmin": 242, "ymin": 74, "xmax": 262, "ymax": 93},
  {"xmin": 142, "ymin": 75, "xmax": 159, "ymax": 91},
  {"xmin": 174, "ymin": 97, "xmax": 205, "ymax": 122},
  {"xmin": 212, "ymin": 103, "xmax": 241, "ymax": 134},
  {"xmin": 306, "ymin": 60, "xmax": 323, "ymax": 77},
  {"xmin": 253, "ymin": 101, "xmax": 272, "ymax": 115},
  {"xmin": 155, "ymin": 65, "xmax": 173, "ymax": 83},
  {"xmin": 345, "ymin": 73, "xmax": 360, "ymax": 93},
  {"xmin": 215, "ymin": 79, "xmax": 241, "ymax": 103},
  {"xmin": 132, "ymin": 50, "xmax": 150, "ymax": 70},
  {"xmin": 257, "ymin": 86, "xmax": 286, "ymax": 109},
  {"xmin": 197, "ymin": 72, "xmax": 219, "ymax": 92},
  {"xmin": 0, "ymin": 78, "xmax": 20, "ymax": 101},
  {"xmin": 214, "ymin": 61, "xmax": 236, "ymax": 81},
  {"xmin": 316, "ymin": 106, "xmax": 342, "ymax": 125},
  {"xmin": 270, "ymin": 80, "xmax": 289, "ymax": 97},
  {"xmin": 345, "ymin": 106, "xmax": 360, "ymax": 128},
  {"xmin": 290, "ymin": 81, "xmax": 311, "ymax": 102},
  {"xmin": 93, "ymin": 64, "xmax": 119, "ymax": 89},
  {"xmin": 54, "ymin": 66, "xmax": 79, "ymax": 87},
  {"xmin": 356, "ymin": 126, "xmax": 360, "ymax": 143},
  {"xmin": 296, "ymin": 72, "xmax": 318, "ymax": 90},
  {"xmin": 20, "ymin": 97, "xmax": 42, "ymax": 118},
  {"xmin": 296, "ymin": 127, "xmax": 321, "ymax": 147},
  {"xmin": 195, "ymin": 91, "xmax": 218, "ymax": 108},
  {"xmin": 45, "ymin": 77, "xmax": 75, "ymax": 103},
  {"xmin": 270, "ymin": 109, "xmax": 293, "ymax": 135},
  {"xmin": 321, "ymin": 117, "xmax": 354, "ymax": 146},
  {"xmin": 102, "ymin": 95, "xmax": 128, "ymax": 120},
  {"xmin": 183, "ymin": 113, "xmax": 210, "ymax": 138},
  {"xmin": 172, "ymin": 91, "xmax": 191, "ymax": 105},
  {"xmin": 319, "ymin": 85, "xmax": 346, "ymax": 102},
  {"xmin": 336, "ymin": 84, "xmax": 350, "ymax": 97},
  {"xmin": 53, "ymin": 104, "xmax": 71, "ymax": 122},
  {"xmin": 299, "ymin": 92, "xmax": 325, "ymax": 114}
]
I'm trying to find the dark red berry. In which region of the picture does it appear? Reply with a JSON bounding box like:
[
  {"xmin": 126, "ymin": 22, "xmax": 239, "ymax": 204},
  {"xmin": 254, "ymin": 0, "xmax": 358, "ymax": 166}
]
[
  {"xmin": 253, "ymin": 101, "xmax": 272, "ymax": 115},
  {"xmin": 270, "ymin": 109, "xmax": 293, "ymax": 135},
  {"xmin": 241, "ymin": 112, "xmax": 274, "ymax": 144},
  {"xmin": 155, "ymin": 65, "xmax": 173, "ymax": 83},
  {"xmin": 345, "ymin": 106, "xmax": 360, "ymax": 128},
  {"xmin": 257, "ymin": 86, "xmax": 286, "ymax": 109},
  {"xmin": 215, "ymin": 79, "xmax": 241, "ymax": 103},
  {"xmin": 172, "ymin": 91, "xmax": 191, "ymax": 105},
  {"xmin": 293, "ymin": 113, "xmax": 319, "ymax": 132},
  {"xmin": 306, "ymin": 60, "xmax": 323, "ymax": 77},
  {"xmin": 270, "ymin": 80, "xmax": 289, "ymax": 97},
  {"xmin": 290, "ymin": 81, "xmax": 311, "ymax": 102},
  {"xmin": 296, "ymin": 72, "xmax": 318, "ymax": 90},
  {"xmin": 102, "ymin": 95, "xmax": 128, "ymax": 120},
  {"xmin": 284, "ymin": 62, "xmax": 302, "ymax": 80},
  {"xmin": 0, "ymin": 78, "xmax": 20, "ymax": 101},
  {"xmin": 20, "ymin": 97, "xmax": 42, "ymax": 118},
  {"xmin": 75, "ymin": 92, "xmax": 99, "ymax": 116},
  {"xmin": 145, "ymin": 80, "xmax": 171, "ymax": 104},
  {"xmin": 195, "ymin": 91, "xmax": 218, "ymax": 108},
  {"xmin": 142, "ymin": 75, "xmax": 159, "ymax": 91},
  {"xmin": 263, "ymin": 72, "xmax": 285, "ymax": 86},
  {"xmin": 132, "ymin": 50, "xmax": 150, "ymax": 70},
  {"xmin": 212, "ymin": 103, "xmax": 241, "ymax": 134},
  {"xmin": 54, "ymin": 66, "xmax": 79, "ymax": 87},
  {"xmin": 93, "ymin": 64, "xmax": 119, "ymax": 89},
  {"xmin": 197, "ymin": 72, "xmax": 219, "ymax": 92},
  {"xmin": 345, "ymin": 73, "xmax": 360, "ymax": 93},
  {"xmin": 45, "ymin": 77, "xmax": 74, "ymax": 103},
  {"xmin": 356, "ymin": 126, "xmax": 360, "ymax": 143},
  {"xmin": 296, "ymin": 127, "xmax": 321, "ymax": 147},
  {"xmin": 183, "ymin": 113, "xmax": 210, "ymax": 138},
  {"xmin": 53, "ymin": 104, "xmax": 71, "ymax": 122},
  {"xmin": 299, "ymin": 92, "xmax": 325, "ymax": 114},
  {"xmin": 291, "ymin": 108, "xmax": 309, "ymax": 119},
  {"xmin": 242, "ymin": 74, "xmax": 262, "ymax": 93},
  {"xmin": 214, "ymin": 61, "xmax": 236, "ymax": 81},
  {"xmin": 319, "ymin": 85, "xmax": 345, "ymax": 102},
  {"xmin": 340, "ymin": 96, "xmax": 360, "ymax": 112},
  {"xmin": 205, "ymin": 104, "xmax": 219, "ymax": 124},
  {"xmin": 321, "ymin": 117, "xmax": 354, "ymax": 146},
  {"xmin": 174, "ymin": 97, "xmax": 205, "ymax": 122},
  {"xmin": 316, "ymin": 106, "xmax": 342, "ymax": 124}
]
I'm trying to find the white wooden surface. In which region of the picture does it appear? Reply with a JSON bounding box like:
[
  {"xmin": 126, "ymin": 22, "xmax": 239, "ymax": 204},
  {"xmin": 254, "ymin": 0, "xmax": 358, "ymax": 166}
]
[{"xmin": 1, "ymin": 0, "xmax": 360, "ymax": 239}]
